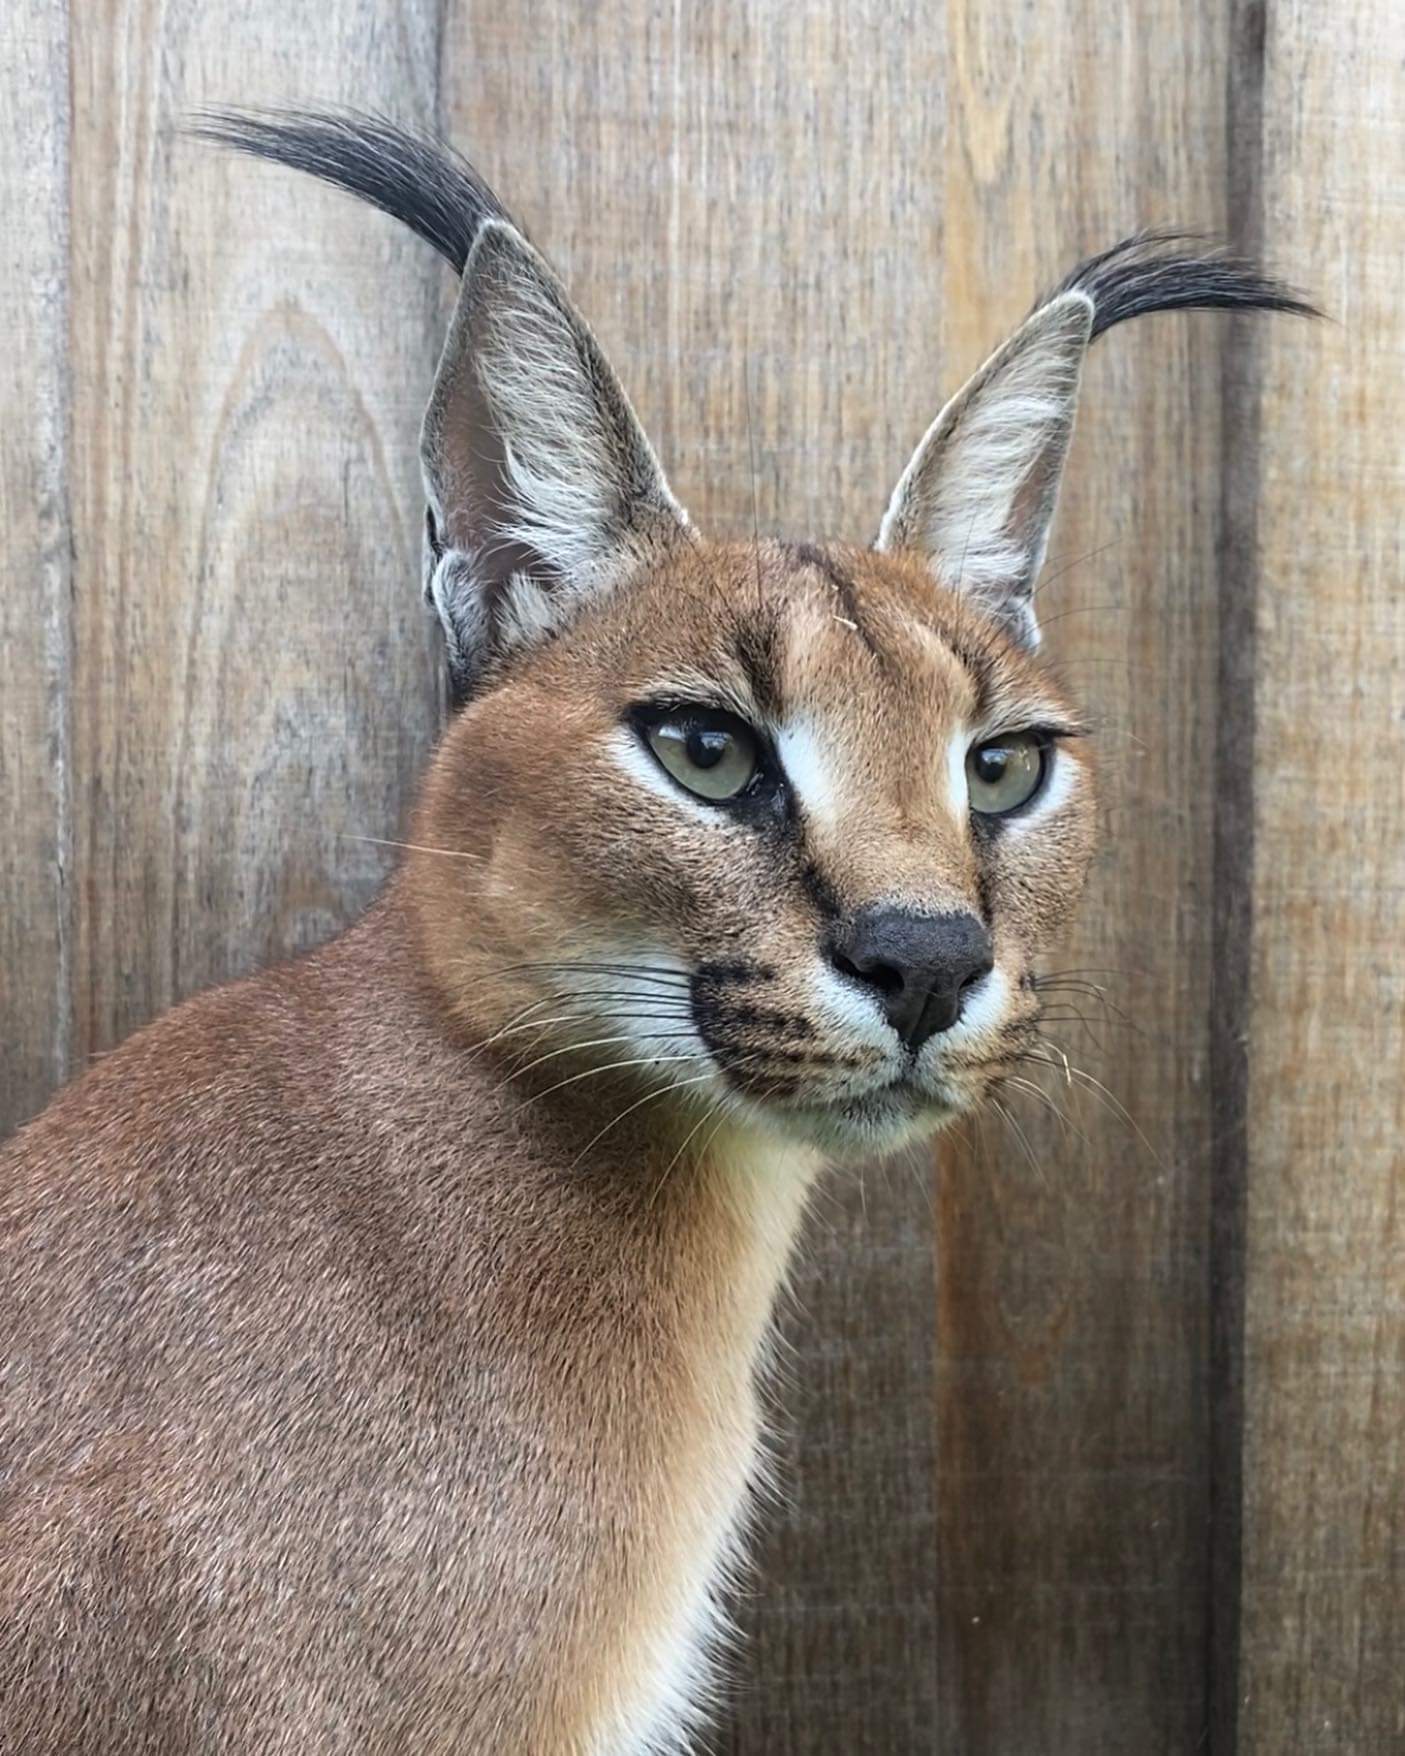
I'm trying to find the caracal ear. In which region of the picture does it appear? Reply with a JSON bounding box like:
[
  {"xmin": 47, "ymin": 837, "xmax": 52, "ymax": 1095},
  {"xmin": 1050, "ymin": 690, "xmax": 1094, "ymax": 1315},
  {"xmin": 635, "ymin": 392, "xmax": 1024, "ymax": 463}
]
[
  {"xmin": 876, "ymin": 233, "xmax": 1319, "ymax": 648},
  {"xmin": 875, "ymin": 290, "xmax": 1095, "ymax": 650},
  {"xmin": 421, "ymin": 219, "xmax": 691, "ymax": 696}
]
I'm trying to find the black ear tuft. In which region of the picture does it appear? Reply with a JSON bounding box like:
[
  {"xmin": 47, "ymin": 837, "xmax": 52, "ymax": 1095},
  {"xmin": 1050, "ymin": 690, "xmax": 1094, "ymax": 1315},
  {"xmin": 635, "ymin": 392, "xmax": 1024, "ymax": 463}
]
[
  {"xmin": 1046, "ymin": 229, "xmax": 1321, "ymax": 341},
  {"xmin": 189, "ymin": 106, "xmax": 512, "ymax": 273}
]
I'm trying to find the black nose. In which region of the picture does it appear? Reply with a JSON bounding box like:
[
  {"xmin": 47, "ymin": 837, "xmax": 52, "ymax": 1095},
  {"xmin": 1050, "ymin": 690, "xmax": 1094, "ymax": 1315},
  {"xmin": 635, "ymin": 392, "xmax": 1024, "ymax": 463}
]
[{"xmin": 826, "ymin": 907, "xmax": 994, "ymax": 1049}]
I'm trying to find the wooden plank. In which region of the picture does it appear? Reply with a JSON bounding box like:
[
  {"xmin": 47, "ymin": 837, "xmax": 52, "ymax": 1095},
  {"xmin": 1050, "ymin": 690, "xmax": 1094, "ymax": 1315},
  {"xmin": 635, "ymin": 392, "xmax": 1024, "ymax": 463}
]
[
  {"xmin": 440, "ymin": 7, "xmax": 952, "ymax": 1749},
  {"xmin": 63, "ymin": 2, "xmax": 448, "ymax": 1066},
  {"xmin": 1237, "ymin": 2, "xmax": 1405, "ymax": 1748},
  {"xmin": 0, "ymin": 3, "xmax": 73, "ymax": 1135},
  {"xmin": 1, "ymin": 2, "xmax": 1394, "ymax": 1747},
  {"xmin": 934, "ymin": 3, "xmax": 1236, "ymax": 1748}
]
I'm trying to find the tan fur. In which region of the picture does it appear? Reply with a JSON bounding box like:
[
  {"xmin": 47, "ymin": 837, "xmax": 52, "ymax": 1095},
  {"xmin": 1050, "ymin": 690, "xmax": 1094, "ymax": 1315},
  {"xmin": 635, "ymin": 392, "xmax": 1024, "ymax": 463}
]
[
  {"xmin": 3, "ymin": 109, "xmax": 1314, "ymax": 1744},
  {"xmin": 4, "ymin": 138, "xmax": 1303, "ymax": 1735},
  {"xmin": 0, "ymin": 529, "xmax": 1095, "ymax": 1752}
]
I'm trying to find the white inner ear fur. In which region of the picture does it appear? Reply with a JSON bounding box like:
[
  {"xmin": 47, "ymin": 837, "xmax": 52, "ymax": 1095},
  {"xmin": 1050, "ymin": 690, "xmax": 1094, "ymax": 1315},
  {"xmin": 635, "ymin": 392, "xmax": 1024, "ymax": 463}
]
[
  {"xmin": 876, "ymin": 291, "xmax": 1095, "ymax": 642},
  {"xmin": 470, "ymin": 225, "xmax": 688, "ymax": 584},
  {"xmin": 493, "ymin": 572, "xmax": 560, "ymax": 653},
  {"xmin": 419, "ymin": 221, "xmax": 689, "ymax": 686}
]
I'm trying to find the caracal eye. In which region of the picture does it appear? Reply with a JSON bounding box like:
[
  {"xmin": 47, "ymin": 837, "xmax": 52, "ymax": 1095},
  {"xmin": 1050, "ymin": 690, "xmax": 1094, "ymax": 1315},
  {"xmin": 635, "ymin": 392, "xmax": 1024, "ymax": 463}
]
[
  {"xmin": 966, "ymin": 731, "xmax": 1047, "ymax": 815},
  {"xmin": 645, "ymin": 709, "xmax": 760, "ymax": 802}
]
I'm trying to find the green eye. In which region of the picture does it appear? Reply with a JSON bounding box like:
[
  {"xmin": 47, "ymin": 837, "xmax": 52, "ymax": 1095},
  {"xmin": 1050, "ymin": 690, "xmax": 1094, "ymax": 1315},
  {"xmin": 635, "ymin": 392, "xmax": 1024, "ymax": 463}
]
[
  {"xmin": 967, "ymin": 732, "xmax": 1047, "ymax": 815},
  {"xmin": 644, "ymin": 710, "xmax": 760, "ymax": 802}
]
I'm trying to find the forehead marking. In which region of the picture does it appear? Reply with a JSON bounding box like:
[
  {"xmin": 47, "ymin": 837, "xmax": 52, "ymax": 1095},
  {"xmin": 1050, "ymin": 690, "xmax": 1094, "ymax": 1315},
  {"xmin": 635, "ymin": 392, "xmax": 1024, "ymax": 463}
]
[
  {"xmin": 930, "ymin": 622, "xmax": 1002, "ymax": 722},
  {"xmin": 784, "ymin": 542, "xmax": 886, "ymax": 664},
  {"xmin": 732, "ymin": 610, "xmax": 784, "ymax": 720}
]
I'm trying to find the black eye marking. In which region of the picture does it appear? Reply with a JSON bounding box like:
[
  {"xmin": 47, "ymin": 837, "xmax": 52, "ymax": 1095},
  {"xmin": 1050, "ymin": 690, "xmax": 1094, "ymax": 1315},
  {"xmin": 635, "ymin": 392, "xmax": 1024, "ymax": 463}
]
[{"xmin": 973, "ymin": 859, "xmax": 996, "ymax": 926}]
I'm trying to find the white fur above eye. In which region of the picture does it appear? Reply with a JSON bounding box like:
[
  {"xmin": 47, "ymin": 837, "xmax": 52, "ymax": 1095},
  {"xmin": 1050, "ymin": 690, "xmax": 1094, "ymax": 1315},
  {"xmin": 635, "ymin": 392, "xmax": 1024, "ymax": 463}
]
[
  {"xmin": 944, "ymin": 731, "xmax": 971, "ymax": 817},
  {"xmin": 774, "ymin": 719, "xmax": 839, "ymax": 829}
]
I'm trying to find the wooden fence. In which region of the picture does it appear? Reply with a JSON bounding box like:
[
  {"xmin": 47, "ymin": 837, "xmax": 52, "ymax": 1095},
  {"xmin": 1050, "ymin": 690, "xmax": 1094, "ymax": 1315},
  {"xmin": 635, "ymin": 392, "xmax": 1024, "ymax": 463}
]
[{"xmin": 1, "ymin": 2, "xmax": 1400, "ymax": 1749}]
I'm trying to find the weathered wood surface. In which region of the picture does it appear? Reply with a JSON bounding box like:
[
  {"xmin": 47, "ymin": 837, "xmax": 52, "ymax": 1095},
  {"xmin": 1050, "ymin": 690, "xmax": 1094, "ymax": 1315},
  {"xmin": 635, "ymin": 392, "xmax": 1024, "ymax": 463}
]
[
  {"xmin": 0, "ymin": 4, "xmax": 1399, "ymax": 1753},
  {"xmin": 0, "ymin": 2, "xmax": 73, "ymax": 1130},
  {"xmin": 61, "ymin": 0, "xmax": 447, "ymax": 1081},
  {"xmin": 1236, "ymin": 0, "xmax": 1405, "ymax": 1748},
  {"xmin": 932, "ymin": 3, "xmax": 1238, "ymax": 1749}
]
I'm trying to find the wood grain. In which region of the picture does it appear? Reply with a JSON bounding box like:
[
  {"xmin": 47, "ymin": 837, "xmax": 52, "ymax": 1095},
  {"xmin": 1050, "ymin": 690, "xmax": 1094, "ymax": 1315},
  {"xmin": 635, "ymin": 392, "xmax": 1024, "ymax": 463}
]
[
  {"xmin": 0, "ymin": 3, "xmax": 73, "ymax": 1130},
  {"xmin": 1237, "ymin": 0, "xmax": 1405, "ymax": 1747},
  {"xmin": 934, "ymin": 2, "xmax": 1237, "ymax": 1747},
  {"xmin": 0, "ymin": 2, "xmax": 1399, "ymax": 1752},
  {"xmin": 63, "ymin": 0, "xmax": 447, "ymax": 1066}
]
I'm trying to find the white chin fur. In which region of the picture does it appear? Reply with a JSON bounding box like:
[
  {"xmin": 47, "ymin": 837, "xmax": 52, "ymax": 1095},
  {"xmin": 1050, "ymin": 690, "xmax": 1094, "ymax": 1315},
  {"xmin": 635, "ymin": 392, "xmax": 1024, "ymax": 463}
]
[
  {"xmin": 744, "ymin": 1086, "xmax": 958, "ymax": 1164},
  {"xmin": 739, "ymin": 963, "xmax": 1015, "ymax": 1158}
]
